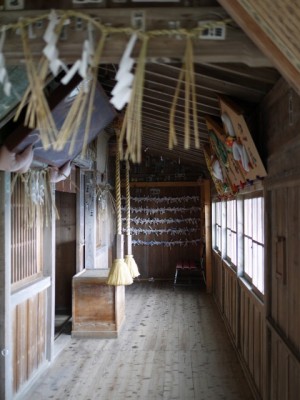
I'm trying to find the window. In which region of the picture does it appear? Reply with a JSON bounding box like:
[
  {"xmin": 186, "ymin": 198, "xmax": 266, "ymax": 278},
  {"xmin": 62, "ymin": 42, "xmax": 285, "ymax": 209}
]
[
  {"xmin": 226, "ymin": 199, "xmax": 237, "ymax": 266},
  {"xmin": 243, "ymin": 196, "xmax": 264, "ymax": 294},
  {"xmin": 213, "ymin": 201, "xmax": 222, "ymax": 251}
]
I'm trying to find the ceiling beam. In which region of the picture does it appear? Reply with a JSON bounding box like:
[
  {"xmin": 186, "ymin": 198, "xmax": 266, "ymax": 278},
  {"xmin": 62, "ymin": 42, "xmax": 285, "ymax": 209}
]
[
  {"xmin": 218, "ymin": 0, "xmax": 300, "ymax": 94},
  {"xmin": 0, "ymin": 7, "xmax": 272, "ymax": 67}
]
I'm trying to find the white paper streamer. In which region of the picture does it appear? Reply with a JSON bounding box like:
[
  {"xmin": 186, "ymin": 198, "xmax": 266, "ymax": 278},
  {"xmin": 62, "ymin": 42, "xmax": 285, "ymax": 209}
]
[
  {"xmin": 110, "ymin": 33, "xmax": 137, "ymax": 110},
  {"xmin": 43, "ymin": 10, "xmax": 69, "ymax": 77},
  {"xmin": 0, "ymin": 29, "xmax": 12, "ymax": 96},
  {"xmin": 122, "ymin": 195, "xmax": 199, "ymax": 204},
  {"xmin": 132, "ymin": 239, "xmax": 201, "ymax": 247},
  {"xmin": 121, "ymin": 206, "xmax": 201, "ymax": 215},
  {"xmin": 123, "ymin": 227, "xmax": 200, "ymax": 236},
  {"xmin": 124, "ymin": 217, "xmax": 201, "ymax": 225}
]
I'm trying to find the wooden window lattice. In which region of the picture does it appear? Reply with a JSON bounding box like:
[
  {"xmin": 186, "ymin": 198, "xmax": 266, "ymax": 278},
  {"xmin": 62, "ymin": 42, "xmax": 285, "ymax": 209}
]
[{"xmin": 11, "ymin": 177, "xmax": 43, "ymax": 285}]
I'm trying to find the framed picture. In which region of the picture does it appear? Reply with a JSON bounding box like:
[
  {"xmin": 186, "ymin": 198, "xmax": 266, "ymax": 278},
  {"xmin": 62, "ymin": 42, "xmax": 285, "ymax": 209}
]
[{"xmin": 5, "ymin": 0, "xmax": 24, "ymax": 10}]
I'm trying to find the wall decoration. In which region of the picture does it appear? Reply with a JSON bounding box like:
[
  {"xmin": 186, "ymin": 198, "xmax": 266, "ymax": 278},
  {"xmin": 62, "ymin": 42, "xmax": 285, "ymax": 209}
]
[
  {"xmin": 122, "ymin": 189, "xmax": 201, "ymax": 248},
  {"xmin": 205, "ymin": 116, "xmax": 246, "ymax": 193},
  {"xmin": 219, "ymin": 95, "xmax": 267, "ymax": 181},
  {"xmin": 203, "ymin": 144, "xmax": 233, "ymax": 198}
]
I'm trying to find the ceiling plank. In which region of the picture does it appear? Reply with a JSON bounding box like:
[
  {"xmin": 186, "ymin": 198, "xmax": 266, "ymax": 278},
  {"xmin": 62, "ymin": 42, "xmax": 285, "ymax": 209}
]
[{"xmin": 218, "ymin": 0, "xmax": 300, "ymax": 94}]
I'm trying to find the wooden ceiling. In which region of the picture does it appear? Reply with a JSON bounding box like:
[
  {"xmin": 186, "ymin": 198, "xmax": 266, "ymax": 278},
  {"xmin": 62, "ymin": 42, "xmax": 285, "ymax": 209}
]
[{"xmin": 0, "ymin": 2, "xmax": 280, "ymax": 173}]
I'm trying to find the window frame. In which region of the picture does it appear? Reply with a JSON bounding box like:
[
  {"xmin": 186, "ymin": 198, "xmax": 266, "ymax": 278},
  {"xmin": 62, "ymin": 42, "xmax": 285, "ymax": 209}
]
[{"xmin": 242, "ymin": 192, "xmax": 265, "ymax": 297}]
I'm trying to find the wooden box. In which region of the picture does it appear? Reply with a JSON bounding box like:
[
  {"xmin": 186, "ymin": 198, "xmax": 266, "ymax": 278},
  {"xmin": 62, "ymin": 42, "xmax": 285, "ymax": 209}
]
[{"xmin": 72, "ymin": 269, "xmax": 125, "ymax": 338}]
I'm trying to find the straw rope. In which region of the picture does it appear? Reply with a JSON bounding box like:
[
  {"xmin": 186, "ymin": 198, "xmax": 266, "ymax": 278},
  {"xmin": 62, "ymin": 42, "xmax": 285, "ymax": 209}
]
[
  {"xmin": 15, "ymin": 23, "xmax": 57, "ymax": 149},
  {"xmin": 115, "ymin": 136, "xmax": 122, "ymax": 235},
  {"xmin": 124, "ymin": 159, "xmax": 140, "ymax": 278},
  {"xmin": 169, "ymin": 34, "xmax": 199, "ymax": 151},
  {"xmin": 125, "ymin": 160, "xmax": 130, "ymax": 235},
  {"xmin": 122, "ymin": 34, "xmax": 149, "ymax": 163},
  {"xmin": 2, "ymin": 12, "xmax": 232, "ymax": 158}
]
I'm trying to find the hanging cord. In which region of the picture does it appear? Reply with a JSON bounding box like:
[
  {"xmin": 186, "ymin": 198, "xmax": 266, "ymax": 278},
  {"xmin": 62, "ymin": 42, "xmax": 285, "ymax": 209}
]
[
  {"xmin": 107, "ymin": 134, "xmax": 133, "ymax": 285},
  {"xmin": 115, "ymin": 135, "xmax": 122, "ymax": 235},
  {"xmin": 169, "ymin": 34, "xmax": 200, "ymax": 151},
  {"xmin": 124, "ymin": 159, "xmax": 140, "ymax": 278},
  {"xmin": 125, "ymin": 160, "xmax": 131, "ymax": 235}
]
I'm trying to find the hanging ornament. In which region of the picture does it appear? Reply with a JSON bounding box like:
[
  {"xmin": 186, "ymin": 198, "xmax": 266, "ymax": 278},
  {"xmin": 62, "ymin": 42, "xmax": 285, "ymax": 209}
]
[
  {"xmin": 110, "ymin": 33, "xmax": 137, "ymax": 111},
  {"xmin": 0, "ymin": 28, "xmax": 12, "ymax": 96},
  {"xmin": 169, "ymin": 34, "xmax": 199, "ymax": 151}
]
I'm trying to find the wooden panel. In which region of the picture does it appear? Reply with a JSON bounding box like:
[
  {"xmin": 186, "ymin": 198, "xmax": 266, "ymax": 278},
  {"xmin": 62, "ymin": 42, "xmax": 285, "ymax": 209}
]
[
  {"xmin": 16, "ymin": 301, "xmax": 28, "ymax": 390},
  {"xmin": 37, "ymin": 290, "xmax": 46, "ymax": 366},
  {"xmin": 239, "ymin": 281, "xmax": 265, "ymax": 395},
  {"xmin": 223, "ymin": 262, "xmax": 237, "ymax": 339},
  {"xmin": 55, "ymin": 191, "xmax": 76, "ymax": 313},
  {"xmin": 12, "ymin": 289, "xmax": 47, "ymax": 395},
  {"xmin": 212, "ymin": 251, "xmax": 223, "ymax": 311},
  {"xmin": 269, "ymin": 185, "xmax": 300, "ymax": 354},
  {"xmin": 72, "ymin": 269, "xmax": 125, "ymax": 338},
  {"xmin": 270, "ymin": 330, "xmax": 300, "ymax": 400},
  {"xmin": 27, "ymin": 296, "xmax": 38, "ymax": 378}
]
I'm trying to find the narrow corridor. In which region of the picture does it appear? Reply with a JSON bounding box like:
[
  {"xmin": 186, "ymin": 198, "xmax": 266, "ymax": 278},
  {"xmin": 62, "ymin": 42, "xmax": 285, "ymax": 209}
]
[{"xmin": 21, "ymin": 282, "xmax": 253, "ymax": 400}]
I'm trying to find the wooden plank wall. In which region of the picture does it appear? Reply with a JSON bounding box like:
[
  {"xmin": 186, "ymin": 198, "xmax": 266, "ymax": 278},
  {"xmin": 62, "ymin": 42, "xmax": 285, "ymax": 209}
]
[
  {"xmin": 12, "ymin": 290, "xmax": 47, "ymax": 394},
  {"xmin": 55, "ymin": 191, "xmax": 76, "ymax": 313},
  {"xmin": 212, "ymin": 250, "xmax": 223, "ymax": 311},
  {"xmin": 262, "ymin": 78, "xmax": 300, "ymax": 400},
  {"xmin": 240, "ymin": 281, "xmax": 265, "ymax": 396},
  {"xmin": 212, "ymin": 253, "xmax": 265, "ymax": 398},
  {"xmin": 211, "ymin": 78, "xmax": 300, "ymax": 400}
]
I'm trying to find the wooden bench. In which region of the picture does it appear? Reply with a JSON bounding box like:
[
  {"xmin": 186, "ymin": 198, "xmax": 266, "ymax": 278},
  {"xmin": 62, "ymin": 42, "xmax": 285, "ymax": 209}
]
[{"xmin": 173, "ymin": 259, "xmax": 198, "ymax": 286}]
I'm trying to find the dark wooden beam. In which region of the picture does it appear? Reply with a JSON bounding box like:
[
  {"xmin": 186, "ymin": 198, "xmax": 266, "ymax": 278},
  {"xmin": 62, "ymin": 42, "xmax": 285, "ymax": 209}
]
[{"xmin": 0, "ymin": 8, "xmax": 272, "ymax": 67}]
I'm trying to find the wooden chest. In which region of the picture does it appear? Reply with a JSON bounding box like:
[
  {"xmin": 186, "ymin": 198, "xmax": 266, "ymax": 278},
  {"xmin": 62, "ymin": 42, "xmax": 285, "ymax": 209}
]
[{"xmin": 72, "ymin": 269, "xmax": 125, "ymax": 338}]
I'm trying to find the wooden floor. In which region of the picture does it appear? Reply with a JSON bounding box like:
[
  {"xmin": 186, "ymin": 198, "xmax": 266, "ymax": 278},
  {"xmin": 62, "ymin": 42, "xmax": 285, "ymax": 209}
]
[{"xmin": 22, "ymin": 282, "xmax": 253, "ymax": 400}]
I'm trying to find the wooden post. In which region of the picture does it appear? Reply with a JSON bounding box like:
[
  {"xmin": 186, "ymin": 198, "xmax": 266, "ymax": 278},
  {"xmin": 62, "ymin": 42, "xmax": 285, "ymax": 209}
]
[
  {"xmin": 85, "ymin": 171, "xmax": 96, "ymax": 269},
  {"xmin": 204, "ymin": 179, "xmax": 212, "ymax": 293},
  {"xmin": 0, "ymin": 172, "xmax": 12, "ymax": 400},
  {"xmin": 43, "ymin": 183, "xmax": 56, "ymax": 362},
  {"xmin": 76, "ymin": 169, "xmax": 85, "ymax": 273}
]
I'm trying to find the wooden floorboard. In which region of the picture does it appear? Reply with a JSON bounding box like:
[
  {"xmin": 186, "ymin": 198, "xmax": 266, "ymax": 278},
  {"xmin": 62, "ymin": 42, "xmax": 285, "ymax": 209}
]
[{"xmin": 21, "ymin": 282, "xmax": 253, "ymax": 400}]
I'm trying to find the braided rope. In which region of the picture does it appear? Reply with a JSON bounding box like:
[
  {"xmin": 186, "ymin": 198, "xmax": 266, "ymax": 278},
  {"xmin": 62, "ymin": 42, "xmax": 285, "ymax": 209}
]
[
  {"xmin": 125, "ymin": 160, "xmax": 130, "ymax": 235},
  {"xmin": 115, "ymin": 138, "xmax": 122, "ymax": 235}
]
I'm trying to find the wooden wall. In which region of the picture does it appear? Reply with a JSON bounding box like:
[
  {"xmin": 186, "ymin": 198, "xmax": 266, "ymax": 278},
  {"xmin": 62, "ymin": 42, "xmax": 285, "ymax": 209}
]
[
  {"xmin": 12, "ymin": 289, "xmax": 47, "ymax": 394},
  {"xmin": 211, "ymin": 79, "xmax": 300, "ymax": 400},
  {"xmin": 212, "ymin": 252, "xmax": 265, "ymax": 398},
  {"xmin": 262, "ymin": 79, "xmax": 300, "ymax": 400},
  {"xmin": 55, "ymin": 191, "xmax": 76, "ymax": 313}
]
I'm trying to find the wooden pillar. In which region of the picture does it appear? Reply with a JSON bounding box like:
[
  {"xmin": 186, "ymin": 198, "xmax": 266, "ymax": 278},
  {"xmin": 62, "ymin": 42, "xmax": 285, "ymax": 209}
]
[
  {"xmin": 85, "ymin": 171, "xmax": 96, "ymax": 269},
  {"xmin": 204, "ymin": 179, "xmax": 212, "ymax": 293},
  {"xmin": 0, "ymin": 172, "xmax": 12, "ymax": 400},
  {"xmin": 76, "ymin": 169, "xmax": 85, "ymax": 273},
  {"xmin": 43, "ymin": 183, "xmax": 55, "ymax": 361}
]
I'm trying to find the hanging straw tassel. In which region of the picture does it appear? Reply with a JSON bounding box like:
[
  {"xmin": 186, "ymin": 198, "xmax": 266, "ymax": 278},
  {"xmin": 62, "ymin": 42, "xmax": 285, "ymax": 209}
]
[
  {"xmin": 55, "ymin": 30, "xmax": 108, "ymax": 155},
  {"xmin": 119, "ymin": 34, "xmax": 149, "ymax": 163},
  {"xmin": 13, "ymin": 18, "xmax": 72, "ymax": 149},
  {"xmin": 169, "ymin": 34, "xmax": 200, "ymax": 151},
  {"xmin": 124, "ymin": 160, "xmax": 140, "ymax": 278},
  {"xmin": 107, "ymin": 136, "xmax": 133, "ymax": 286}
]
